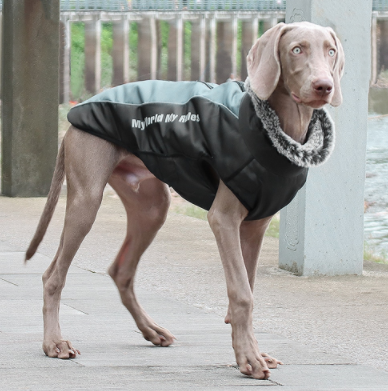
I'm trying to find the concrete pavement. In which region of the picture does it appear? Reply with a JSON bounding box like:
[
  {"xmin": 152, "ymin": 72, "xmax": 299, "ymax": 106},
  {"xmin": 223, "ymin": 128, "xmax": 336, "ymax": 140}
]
[{"xmin": 1, "ymin": 194, "xmax": 388, "ymax": 390}]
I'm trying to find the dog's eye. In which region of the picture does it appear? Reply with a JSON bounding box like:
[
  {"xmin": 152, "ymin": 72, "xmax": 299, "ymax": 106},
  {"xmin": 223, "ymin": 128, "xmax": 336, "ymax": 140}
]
[
  {"xmin": 292, "ymin": 47, "xmax": 302, "ymax": 54},
  {"xmin": 328, "ymin": 49, "xmax": 336, "ymax": 57}
]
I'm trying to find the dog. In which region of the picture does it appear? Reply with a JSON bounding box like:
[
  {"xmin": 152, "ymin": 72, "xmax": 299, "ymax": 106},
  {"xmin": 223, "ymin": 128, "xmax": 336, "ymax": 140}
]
[{"xmin": 26, "ymin": 22, "xmax": 344, "ymax": 380}]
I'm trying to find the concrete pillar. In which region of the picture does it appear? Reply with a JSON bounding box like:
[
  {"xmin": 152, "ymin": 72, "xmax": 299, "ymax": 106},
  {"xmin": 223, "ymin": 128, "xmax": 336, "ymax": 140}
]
[
  {"xmin": 84, "ymin": 16, "xmax": 101, "ymax": 94},
  {"xmin": 279, "ymin": 0, "xmax": 372, "ymax": 276},
  {"xmin": 241, "ymin": 18, "xmax": 258, "ymax": 81},
  {"xmin": 1, "ymin": 0, "xmax": 59, "ymax": 197},
  {"xmin": 263, "ymin": 16, "xmax": 278, "ymax": 32},
  {"xmin": 204, "ymin": 16, "xmax": 214, "ymax": 82},
  {"xmin": 231, "ymin": 16, "xmax": 238, "ymax": 79},
  {"xmin": 191, "ymin": 17, "xmax": 210, "ymax": 81},
  {"xmin": 191, "ymin": 19, "xmax": 201, "ymax": 80},
  {"xmin": 371, "ymin": 13, "xmax": 378, "ymax": 84},
  {"xmin": 112, "ymin": 16, "xmax": 129, "ymax": 86},
  {"xmin": 216, "ymin": 19, "xmax": 233, "ymax": 83},
  {"xmin": 199, "ymin": 16, "xmax": 207, "ymax": 81},
  {"xmin": 150, "ymin": 16, "xmax": 158, "ymax": 80},
  {"xmin": 167, "ymin": 19, "xmax": 177, "ymax": 80},
  {"xmin": 379, "ymin": 19, "xmax": 388, "ymax": 75},
  {"xmin": 0, "ymin": 13, "xmax": 2, "ymax": 97},
  {"xmin": 156, "ymin": 20, "xmax": 163, "ymax": 80},
  {"xmin": 208, "ymin": 16, "xmax": 216, "ymax": 83},
  {"xmin": 138, "ymin": 18, "xmax": 152, "ymax": 81},
  {"xmin": 167, "ymin": 17, "xmax": 183, "ymax": 81},
  {"xmin": 59, "ymin": 17, "xmax": 71, "ymax": 104},
  {"xmin": 176, "ymin": 16, "xmax": 183, "ymax": 81}
]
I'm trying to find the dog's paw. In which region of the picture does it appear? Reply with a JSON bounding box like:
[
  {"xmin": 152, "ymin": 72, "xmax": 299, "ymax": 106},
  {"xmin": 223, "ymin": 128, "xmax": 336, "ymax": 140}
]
[
  {"xmin": 232, "ymin": 326, "xmax": 273, "ymax": 379},
  {"xmin": 43, "ymin": 339, "xmax": 80, "ymax": 359},
  {"xmin": 236, "ymin": 351, "xmax": 271, "ymax": 379},
  {"xmin": 141, "ymin": 323, "xmax": 176, "ymax": 347}
]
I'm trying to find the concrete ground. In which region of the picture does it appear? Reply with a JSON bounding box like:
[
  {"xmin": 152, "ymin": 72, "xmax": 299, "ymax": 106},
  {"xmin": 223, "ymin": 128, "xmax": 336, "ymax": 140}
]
[{"xmin": 1, "ymin": 193, "xmax": 388, "ymax": 390}]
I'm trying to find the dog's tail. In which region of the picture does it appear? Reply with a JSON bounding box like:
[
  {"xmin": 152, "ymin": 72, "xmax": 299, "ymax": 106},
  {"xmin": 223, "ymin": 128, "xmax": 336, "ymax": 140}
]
[{"xmin": 25, "ymin": 141, "xmax": 66, "ymax": 262}]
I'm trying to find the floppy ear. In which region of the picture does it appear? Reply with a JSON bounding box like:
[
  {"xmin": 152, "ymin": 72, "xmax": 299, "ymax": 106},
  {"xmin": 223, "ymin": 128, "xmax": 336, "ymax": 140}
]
[
  {"xmin": 327, "ymin": 27, "xmax": 345, "ymax": 107},
  {"xmin": 247, "ymin": 23, "xmax": 286, "ymax": 100}
]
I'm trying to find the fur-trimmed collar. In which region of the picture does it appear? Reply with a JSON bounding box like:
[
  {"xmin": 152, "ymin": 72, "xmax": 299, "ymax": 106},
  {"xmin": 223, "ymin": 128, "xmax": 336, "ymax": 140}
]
[{"xmin": 245, "ymin": 79, "xmax": 335, "ymax": 168}]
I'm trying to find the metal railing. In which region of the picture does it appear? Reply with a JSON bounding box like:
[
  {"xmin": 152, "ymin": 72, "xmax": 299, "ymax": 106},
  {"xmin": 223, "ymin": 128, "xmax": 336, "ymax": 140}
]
[
  {"xmin": 0, "ymin": 0, "xmax": 385, "ymax": 12},
  {"xmin": 130, "ymin": 1, "xmax": 286, "ymax": 11},
  {"xmin": 60, "ymin": 0, "xmax": 130, "ymax": 11},
  {"xmin": 58, "ymin": 0, "xmax": 388, "ymax": 12},
  {"xmin": 373, "ymin": 0, "xmax": 388, "ymax": 11},
  {"xmin": 60, "ymin": 0, "xmax": 286, "ymax": 12}
]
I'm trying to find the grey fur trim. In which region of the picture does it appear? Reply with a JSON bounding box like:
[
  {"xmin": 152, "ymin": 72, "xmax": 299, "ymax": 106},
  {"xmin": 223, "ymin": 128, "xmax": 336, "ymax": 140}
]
[{"xmin": 245, "ymin": 79, "xmax": 335, "ymax": 167}]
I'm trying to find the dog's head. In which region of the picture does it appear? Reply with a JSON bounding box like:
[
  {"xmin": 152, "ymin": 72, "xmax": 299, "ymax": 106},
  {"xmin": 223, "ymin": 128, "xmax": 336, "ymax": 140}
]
[{"xmin": 247, "ymin": 21, "xmax": 345, "ymax": 108}]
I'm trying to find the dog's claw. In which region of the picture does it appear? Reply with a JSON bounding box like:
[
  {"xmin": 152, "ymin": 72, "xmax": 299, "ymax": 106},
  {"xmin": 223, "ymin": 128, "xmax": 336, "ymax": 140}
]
[
  {"xmin": 44, "ymin": 339, "xmax": 80, "ymax": 359},
  {"xmin": 262, "ymin": 352, "xmax": 283, "ymax": 368}
]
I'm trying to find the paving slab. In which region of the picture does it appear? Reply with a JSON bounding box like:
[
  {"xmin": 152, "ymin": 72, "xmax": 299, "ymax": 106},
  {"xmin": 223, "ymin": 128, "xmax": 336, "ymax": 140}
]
[
  {"xmin": 0, "ymin": 248, "xmax": 387, "ymax": 390},
  {"xmin": 1, "ymin": 195, "xmax": 388, "ymax": 390}
]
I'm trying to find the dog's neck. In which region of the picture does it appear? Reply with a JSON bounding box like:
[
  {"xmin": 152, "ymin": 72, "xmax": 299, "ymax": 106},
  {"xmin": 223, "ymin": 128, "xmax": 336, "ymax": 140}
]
[{"xmin": 268, "ymin": 80, "xmax": 314, "ymax": 144}]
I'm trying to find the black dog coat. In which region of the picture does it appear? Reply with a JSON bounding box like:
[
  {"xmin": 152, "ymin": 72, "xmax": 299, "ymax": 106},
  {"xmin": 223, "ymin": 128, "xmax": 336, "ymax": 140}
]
[{"xmin": 67, "ymin": 80, "xmax": 334, "ymax": 220}]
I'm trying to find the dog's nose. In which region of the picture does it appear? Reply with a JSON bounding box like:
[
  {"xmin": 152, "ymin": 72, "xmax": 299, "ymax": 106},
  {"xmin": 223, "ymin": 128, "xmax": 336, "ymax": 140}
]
[{"xmin": 312, "ymin": 79, "xmax": 333, "ymax": 96}]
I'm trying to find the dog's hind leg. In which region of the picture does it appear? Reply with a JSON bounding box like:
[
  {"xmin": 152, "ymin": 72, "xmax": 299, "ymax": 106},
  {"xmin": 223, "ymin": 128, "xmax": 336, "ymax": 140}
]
[
  {"xmin": 42, "ymin": 127, "xmax": 124, "ymax": 359},
  {"xmin": 108, "ymin": 158, "xmax": 175, "ymax": 347}
]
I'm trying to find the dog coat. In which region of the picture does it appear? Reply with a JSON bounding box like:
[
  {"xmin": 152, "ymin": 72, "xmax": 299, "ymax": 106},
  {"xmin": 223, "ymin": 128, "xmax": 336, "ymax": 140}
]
[{"xmin": 67, "ymin": 80, "xmax": 334, "ymax": 220}]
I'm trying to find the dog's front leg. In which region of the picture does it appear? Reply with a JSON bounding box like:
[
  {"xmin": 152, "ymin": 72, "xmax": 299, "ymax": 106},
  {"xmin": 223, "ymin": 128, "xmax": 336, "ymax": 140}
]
[
  {"xmin": 207, "ymin": 181, "xmax": 271, "ymax": 380},
  {"xmin": 240, "ymin": 218, "xmax": 283, "ymax": 370},
  {"xmin": 224, "ymin": 217, "xmax": 272, "ymax": 325}
]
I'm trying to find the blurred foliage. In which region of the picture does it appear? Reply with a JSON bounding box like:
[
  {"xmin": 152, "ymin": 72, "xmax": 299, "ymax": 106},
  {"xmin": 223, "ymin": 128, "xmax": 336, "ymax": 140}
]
[
  {"xmin": 266, "ymin": 214, "xmax": 279, "ymax": 238},
  {"xmin": 258, "ymin": 20, "xmax": 265, "ymax": 36},
  {"xmin": 129, "ymin": 22, "xmax": 139, "ymax": 81},
  {"xmin": 173, "ymin": 203, "xmax": 208, "ymax": 220},
  {"xmin": 184, "ymin": 22, "xmax": 192, "ymax": 80},
  {"xmin": 101, "ymin": 22, "xmax": 114, "ymax": 89},
  {"xmin": 70, "ymin": 22, "xmax": 117, "ymax": 100},
  {"xmin": 364, "ymin": 242, "xmax": 388, "ymax": 264},
  {"xmin": 159, "ymin": 21, "xmax": 169, "ymax": 80},
  {"xmin": 70, "ymin": 22, "xmax": 86, "ymax": 100}
]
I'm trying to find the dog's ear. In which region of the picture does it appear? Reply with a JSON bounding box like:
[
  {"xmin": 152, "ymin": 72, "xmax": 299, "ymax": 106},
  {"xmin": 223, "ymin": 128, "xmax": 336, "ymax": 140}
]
[
  {"xmin": 327, "ymin": 27, "xmax": 345, "ymax": 107},
  {"xmin": 247, "ymin": 23, "xmax": 286, "ymax": 100}
]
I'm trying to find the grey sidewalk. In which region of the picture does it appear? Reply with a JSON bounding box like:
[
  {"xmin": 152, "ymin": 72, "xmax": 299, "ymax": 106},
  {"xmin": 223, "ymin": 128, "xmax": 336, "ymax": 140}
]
[{"xmin": 1, "ymin": 195, "xmax": 388, "ymax": 390}]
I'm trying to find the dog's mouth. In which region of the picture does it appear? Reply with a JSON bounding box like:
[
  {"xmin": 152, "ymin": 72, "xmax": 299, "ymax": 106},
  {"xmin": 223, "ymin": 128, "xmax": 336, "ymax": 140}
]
[
  {"xmin": 291, "ymin": 93, "xmax": 302, "ymax": 104},
  {"xmin": 304, "ymin": 99, "xmax": 330, "ymax": 109},
  {"xmin": 292, "ymin": 93, "xmax": 330, "ymax": 109}
]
